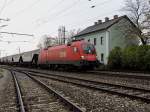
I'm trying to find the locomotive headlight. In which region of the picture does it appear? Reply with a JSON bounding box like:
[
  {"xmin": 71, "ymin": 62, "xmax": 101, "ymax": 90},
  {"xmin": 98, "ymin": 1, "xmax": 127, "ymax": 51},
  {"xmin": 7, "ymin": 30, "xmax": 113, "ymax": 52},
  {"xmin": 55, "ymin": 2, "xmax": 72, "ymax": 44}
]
[{"xmin": 81, "ymin": 56, "xmax": 85, "ymax": 59}]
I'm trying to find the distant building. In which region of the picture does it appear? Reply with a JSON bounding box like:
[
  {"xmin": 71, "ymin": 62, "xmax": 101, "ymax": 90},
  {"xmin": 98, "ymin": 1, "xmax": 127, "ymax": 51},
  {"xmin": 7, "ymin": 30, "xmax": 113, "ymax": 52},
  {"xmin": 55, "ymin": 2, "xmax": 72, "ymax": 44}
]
[{"xmin": 74, "ymin": 15, "xmax": 139, "ymax": 64}]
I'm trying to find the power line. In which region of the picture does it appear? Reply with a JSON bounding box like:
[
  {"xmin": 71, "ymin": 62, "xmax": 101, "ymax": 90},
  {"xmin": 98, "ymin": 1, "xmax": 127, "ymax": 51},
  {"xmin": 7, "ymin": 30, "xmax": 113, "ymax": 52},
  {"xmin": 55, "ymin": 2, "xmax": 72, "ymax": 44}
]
[
  {"xmin": 0, "ymin": 0, "xmax": 8, "ymax": 16},
  {"xmin": 35, "ymin": 0, "xmax": 114, "ymax": 28},
  {"xmin": 0, "ymin": 40, "xmax": 29, "ymax": 43},
  {"xmin": 60, "ymin": 0, "xmax": 115, "ymax": 21},
  {"xmin": 35, "ymin": 0, "xmax": 80, "ymax": 27},
  {"xmin": 47, "ymin": 0, "xmax": 65, "ymax": 13},
  {"xmin": 33, "ymin": 0, "xmax": 120, "ymax": 36},
  {"xmin": 0, "ymin": 18, "xmax": 10, "ymax": 21},
  {"xmin": 91, "ymin": 0, "xmax": 113, "ymax": 8},
  {"xmin": 7, "ymin": 0, "xmax": 16, "ymax": 6},
  {"xmin": 0, "ymin": 32, "xmax": 34, "ymax": 37},
  {"xmin": 68, "ymin": 9, "xmax": 120, "ymax": 28},
  {"xmin": 10, "ymin": 0, "xmax": 41, "ymax": 19}
]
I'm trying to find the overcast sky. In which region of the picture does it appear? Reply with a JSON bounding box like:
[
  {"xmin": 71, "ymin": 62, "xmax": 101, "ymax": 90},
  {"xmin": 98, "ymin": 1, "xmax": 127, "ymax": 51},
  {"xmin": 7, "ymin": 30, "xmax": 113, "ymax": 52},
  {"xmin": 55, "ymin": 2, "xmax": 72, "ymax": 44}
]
[{"xmin": 0, "ymin": 0, "xmax": 125, "ymax": 57}]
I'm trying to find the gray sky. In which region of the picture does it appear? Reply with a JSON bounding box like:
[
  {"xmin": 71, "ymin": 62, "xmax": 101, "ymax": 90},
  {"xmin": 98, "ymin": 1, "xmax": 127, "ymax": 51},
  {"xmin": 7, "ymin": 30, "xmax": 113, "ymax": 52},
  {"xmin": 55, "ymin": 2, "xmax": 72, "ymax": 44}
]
[{"xmin": 0, "ymin": 0, "xmax": 125, "ymax": 57}]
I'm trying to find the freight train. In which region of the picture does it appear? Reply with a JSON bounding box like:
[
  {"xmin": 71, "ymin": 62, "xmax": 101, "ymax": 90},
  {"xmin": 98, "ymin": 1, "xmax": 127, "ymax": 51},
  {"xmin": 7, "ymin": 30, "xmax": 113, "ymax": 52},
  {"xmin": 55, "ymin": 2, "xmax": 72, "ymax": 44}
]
[{"xmin": 0, "ymin": 40, "xmax": 99, "ymax": 70}]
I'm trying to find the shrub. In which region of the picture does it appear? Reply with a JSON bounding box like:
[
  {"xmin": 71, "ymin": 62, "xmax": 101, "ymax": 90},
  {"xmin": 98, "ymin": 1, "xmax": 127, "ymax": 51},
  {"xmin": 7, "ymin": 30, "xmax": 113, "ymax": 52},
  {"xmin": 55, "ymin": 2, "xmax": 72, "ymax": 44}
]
[
  {"xmin": 108, "ymin": 45, "xmax": 150, "ymax": 71},
  {"xmin": 135, "ymin": 45, "xmax": 149, "ymax": 70},
  {"xmin": 144, "ymin": 49, "xmax": 150, "ymax": 70},
  {"xmin": 122, "ymin": 46, "xmax": 137, "ymax": 69},
  {"xmin": 108, "ymin": 47, "xmax": 122, "ymax": 68}
]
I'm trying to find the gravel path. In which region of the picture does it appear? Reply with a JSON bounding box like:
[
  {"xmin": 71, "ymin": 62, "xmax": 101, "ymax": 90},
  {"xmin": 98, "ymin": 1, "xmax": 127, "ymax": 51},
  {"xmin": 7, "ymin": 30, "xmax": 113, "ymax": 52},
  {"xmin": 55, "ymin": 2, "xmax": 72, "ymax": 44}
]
[
  {"xmin": 37, "ymin": 76, "xmax": 150, "ymax": 112},
  {"xmin": 16, "ymin": 72, "xmax": 71, "ymax": 112},
  {"xmin": 0, "ymin": 70, "xmax": 18, "ymax": 112}
]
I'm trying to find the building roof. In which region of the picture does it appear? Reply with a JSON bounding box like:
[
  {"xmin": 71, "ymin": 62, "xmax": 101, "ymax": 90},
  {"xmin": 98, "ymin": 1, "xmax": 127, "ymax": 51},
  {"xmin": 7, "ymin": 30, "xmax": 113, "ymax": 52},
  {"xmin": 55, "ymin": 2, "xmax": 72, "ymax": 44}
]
[{"xmin": 75, "ymin": 15, "xmax": 132, "ymax": 37}]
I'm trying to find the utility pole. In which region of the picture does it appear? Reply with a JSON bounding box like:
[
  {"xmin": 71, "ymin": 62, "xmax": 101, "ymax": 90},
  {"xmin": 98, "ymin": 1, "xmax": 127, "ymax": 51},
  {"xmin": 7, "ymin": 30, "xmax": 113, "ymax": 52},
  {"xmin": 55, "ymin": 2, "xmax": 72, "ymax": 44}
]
[
  {"xmin": 58, "ymin": 28, "xmax": 61, "ymax": 44},
  {"xmin": 58, "ymin": 26, "xmax": 66, "ymax": 44},
  {"xmin": 62, "ymin": 26, "xmax": 66, "ymax": 44}
]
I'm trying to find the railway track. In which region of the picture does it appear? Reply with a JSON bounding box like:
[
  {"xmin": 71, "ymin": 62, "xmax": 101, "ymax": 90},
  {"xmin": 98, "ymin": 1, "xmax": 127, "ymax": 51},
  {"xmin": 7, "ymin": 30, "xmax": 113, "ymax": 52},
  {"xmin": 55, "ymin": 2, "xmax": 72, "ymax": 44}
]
[
  {"xmin": 89, "ymin": 70, "xmax": 150, "ymax": 80},
  {"xmin": 0, "ymin": 70, "xmax": 18, "ymax": 112},
  {"xmin": 10, "ymin": 70, "xmax": 85, "ymax": 112},
  {"xmin": 22, "ymin": 71, "xmax": 150, "ymax": 103},
  {"xmin": 11, "ymin": 71, "xmax": 25, "ymax": 112},
  {"xmin": 1, "ymin": 65, "xmax": 150, "ymax": 80},
  {"xmin": 2, "ymin": 67, "xmax": 150, "ymax": 103}
]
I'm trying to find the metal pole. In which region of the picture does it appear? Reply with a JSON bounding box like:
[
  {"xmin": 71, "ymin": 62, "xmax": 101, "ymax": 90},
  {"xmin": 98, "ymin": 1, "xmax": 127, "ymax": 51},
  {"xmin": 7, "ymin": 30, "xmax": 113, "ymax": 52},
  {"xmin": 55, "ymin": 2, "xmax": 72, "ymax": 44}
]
[{"xmin": 63, "ymin": 26, "xmax": 66, "ymax": 44}]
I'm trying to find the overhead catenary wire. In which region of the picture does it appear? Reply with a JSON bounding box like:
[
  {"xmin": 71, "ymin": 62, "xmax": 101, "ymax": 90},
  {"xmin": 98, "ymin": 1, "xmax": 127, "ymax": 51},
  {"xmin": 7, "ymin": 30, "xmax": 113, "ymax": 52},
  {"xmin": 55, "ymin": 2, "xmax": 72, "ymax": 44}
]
[
  {"xmin": 34, "ymin": 0, "xmax": 118, "ymax": 32},
  {"xmin": 35, "ymin": 0, "xmax": 81, "ymax": 27},
  {"xmin": 10, "ymin": 0, "xmax": 42, "ymax": 19},
  {"xmin": 0, "ymin": 32, "xmax": 34, "ymax": 37},
  {"xmin": 90, "ymin": 0, "xmax": 113, "ymax": 8},
  {"xmin": 0, "ymin": 0, "xmax": 8, "ymax": 16},
  {"xmin": 0, "ymin": 40, "xmax": 29, "ymax": 43},
  {"xmin": 33, "ymin": 0, "xmax": 120, "ymax": 38},
  {"xmin": 35, "ymin": 0, "xmax": 115, "ymax": 29},
  {"xmin": 0, "ymin": 0, "xmax": 123, "ymax": 57},
  {"xmin": 7, "ymin": 0, "xmax": 16, "ymax": 6}
]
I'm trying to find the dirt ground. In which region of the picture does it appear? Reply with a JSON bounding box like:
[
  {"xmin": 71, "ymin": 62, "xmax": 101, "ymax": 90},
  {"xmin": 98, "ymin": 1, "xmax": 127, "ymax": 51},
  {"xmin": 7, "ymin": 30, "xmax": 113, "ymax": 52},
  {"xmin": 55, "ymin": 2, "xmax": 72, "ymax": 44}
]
[{"xmin": 0, "ymin": 69, "xmax": 10, "ymax": 91}]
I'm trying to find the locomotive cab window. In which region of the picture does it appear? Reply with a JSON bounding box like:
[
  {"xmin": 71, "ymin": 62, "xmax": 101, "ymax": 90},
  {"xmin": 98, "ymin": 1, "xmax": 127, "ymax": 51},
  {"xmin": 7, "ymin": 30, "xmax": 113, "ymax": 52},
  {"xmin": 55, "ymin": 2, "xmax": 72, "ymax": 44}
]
[{"xmin": 82, "ymin": 43, "xmax": 95, "ymax": 54}]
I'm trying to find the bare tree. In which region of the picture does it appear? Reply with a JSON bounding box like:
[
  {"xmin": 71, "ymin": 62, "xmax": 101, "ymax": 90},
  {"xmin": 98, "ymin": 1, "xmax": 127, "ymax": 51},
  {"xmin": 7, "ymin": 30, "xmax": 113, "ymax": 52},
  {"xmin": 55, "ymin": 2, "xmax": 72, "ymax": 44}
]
[
  {"xmin": 66, "ymin": 29, "xmax": 81, "ymax": 38},
  {"xmin": 37, "ymin": 35, "xmax": 59, "ymax": 49},
  {"xmin": 123, "ymin": 0, "xmax": 150, "ymax": 45},
  {"xmin": 37, "ymin": 28, "xmax": 82, "ymax": 49}
]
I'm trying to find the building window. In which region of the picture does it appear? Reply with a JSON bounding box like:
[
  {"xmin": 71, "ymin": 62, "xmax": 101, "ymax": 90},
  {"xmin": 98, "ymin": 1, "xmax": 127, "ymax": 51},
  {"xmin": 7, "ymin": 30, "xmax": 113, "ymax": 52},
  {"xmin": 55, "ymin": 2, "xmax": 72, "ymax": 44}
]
[
  {"xmin": 101, "ymin": 53, "xmax": 104, "ymax": 62},
  {"xmin": 101, "ymin": 36, "xmax": 104, "ymax": 45},
  {"xmin": 94, "ymin": 38, "xmax": 96, "ymax": 45}
]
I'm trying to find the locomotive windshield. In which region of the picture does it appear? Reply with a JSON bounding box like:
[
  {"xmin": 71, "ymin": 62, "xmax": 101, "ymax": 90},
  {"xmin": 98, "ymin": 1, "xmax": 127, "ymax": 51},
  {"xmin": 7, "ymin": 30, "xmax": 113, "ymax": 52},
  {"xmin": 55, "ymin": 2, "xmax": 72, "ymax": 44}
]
[{"xmin": 82, "ymin": 43, "xmax": 95, "ymax": 54}]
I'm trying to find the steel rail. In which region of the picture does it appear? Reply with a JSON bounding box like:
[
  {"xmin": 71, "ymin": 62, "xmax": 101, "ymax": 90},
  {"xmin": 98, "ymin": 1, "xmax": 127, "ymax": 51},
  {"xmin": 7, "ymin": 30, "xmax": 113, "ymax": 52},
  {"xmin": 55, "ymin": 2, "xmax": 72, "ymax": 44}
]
[
  {"xmin": 15, "ymin": 71, "xmax": 84, "ymax": 112},
  {"xmin": 19, "ymin": 67, "xmax": 150, "ymax": 80},
  {"xmin": 10, "ymin": 71, "xmax": 26, "ymax": 112},
  {"xmin": 27, "ymin": 71, "xmax": 150, "ymax": 103},
  {"xmin": 1, "ymin": 66, "xmax": 150, "ymax": 80},
  {"xmin": 27, "ymin": 71, "xmax": 150, "ymax": 93},
  {"xmin": 87, "ymin": 71, "xmax": 150, "ymax": 80},
  {"xmin": 4, "ymin": 67, "xmax": 150, "ymax": 93},
  {"xmin": 4, "ymin": 67, "xmax": 150, "ymax": 103}
]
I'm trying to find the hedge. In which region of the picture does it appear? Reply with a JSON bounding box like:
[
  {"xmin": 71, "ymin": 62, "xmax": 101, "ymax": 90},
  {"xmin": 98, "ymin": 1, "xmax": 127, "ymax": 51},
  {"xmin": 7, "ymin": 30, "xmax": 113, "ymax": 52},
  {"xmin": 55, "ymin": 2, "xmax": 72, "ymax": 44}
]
[
  {"xmin": 108, "ymin": 47, "xmax": 122, "ymax": 68},
  {"xmin": 108, "ymin": 45, "xmax": 150, "ymax": 71}
]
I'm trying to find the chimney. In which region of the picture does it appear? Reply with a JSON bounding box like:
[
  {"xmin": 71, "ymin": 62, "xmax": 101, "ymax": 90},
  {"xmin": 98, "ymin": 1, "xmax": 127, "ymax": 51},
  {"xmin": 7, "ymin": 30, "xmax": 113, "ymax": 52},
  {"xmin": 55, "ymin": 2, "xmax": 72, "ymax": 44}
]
[
  {"xmin": 98, "ymin": 20, "xmax": 102, "ymax": 24},
  {"xmin": 105, "ymin": 17, "xmax": 109, "ymax": 22},
  {"xmin": 114, "ymin": 15, "xmax": 118, "ymax": 19},
  {"xmin": 94, "ymin": 22, "xmax": 98, "ymax": 25}
]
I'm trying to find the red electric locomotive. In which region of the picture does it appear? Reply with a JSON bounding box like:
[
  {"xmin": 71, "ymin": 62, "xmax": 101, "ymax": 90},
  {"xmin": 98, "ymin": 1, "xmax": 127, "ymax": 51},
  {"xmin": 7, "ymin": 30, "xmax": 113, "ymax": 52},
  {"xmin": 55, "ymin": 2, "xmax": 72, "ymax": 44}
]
[{"xmin": 38, "ymin": 40, "xmax": 98, "ymax": 70}]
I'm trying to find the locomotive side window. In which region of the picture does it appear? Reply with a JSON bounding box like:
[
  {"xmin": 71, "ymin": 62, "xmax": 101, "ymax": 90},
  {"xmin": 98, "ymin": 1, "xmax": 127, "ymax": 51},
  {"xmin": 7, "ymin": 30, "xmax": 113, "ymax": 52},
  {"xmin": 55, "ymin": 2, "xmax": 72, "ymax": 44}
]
[
  {"xmin": 82, "ymin": 43, "xmax": 95, "ymax": 54},
  {"xmin": 73, "ymin": 47, "xmax": 78, "ymax": 53}
]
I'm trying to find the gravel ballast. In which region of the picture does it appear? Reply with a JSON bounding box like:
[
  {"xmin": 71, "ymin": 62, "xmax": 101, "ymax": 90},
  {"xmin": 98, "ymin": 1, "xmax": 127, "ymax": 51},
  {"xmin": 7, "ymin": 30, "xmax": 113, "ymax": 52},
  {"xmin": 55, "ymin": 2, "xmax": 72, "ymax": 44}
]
[
  {"xmin": 37, "ymin": 76, "xmax": 150, "ymax": 112},
  {"xmin": 41, "ymin": 71, "xmax": 150, "ymax": 90},
  {"xmin": 16, "ymin": 73, "xmax": 71, "ymax": 112},
  {"xmin": 0, "ymin": 70, "xmax": 18, "ymax": 112}
]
